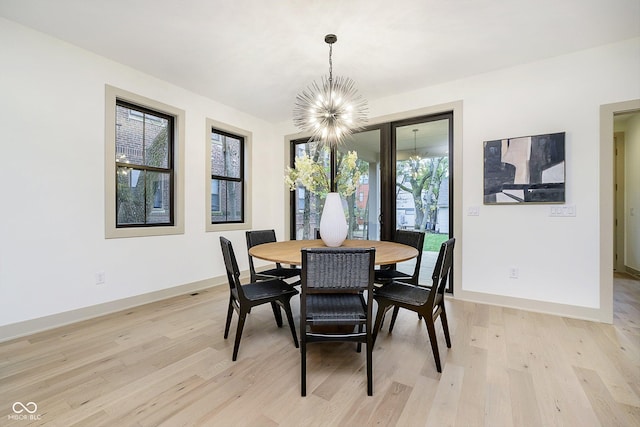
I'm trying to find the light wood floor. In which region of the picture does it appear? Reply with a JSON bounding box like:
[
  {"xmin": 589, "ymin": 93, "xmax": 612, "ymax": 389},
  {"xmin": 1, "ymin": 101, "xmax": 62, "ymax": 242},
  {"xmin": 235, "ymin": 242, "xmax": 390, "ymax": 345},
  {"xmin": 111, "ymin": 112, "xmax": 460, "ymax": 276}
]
[{"xmin": 1, "ymin": 274, "xmax": 638, "ymax": 426}]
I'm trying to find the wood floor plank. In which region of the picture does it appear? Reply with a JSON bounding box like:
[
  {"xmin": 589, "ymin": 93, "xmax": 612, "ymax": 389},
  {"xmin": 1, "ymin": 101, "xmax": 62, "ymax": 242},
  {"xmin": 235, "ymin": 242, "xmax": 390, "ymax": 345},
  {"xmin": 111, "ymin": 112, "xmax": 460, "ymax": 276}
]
[
  {"xmin": 425, "ymin": 363, "xmax": 465, "ymax": 426},
  {"xmin": 508, "ymin": 368, "xmax": 543, "ymax": 427},
  {"xmin": 454, "ymin": 346, "xmax": 488, "ymax": 426},
  {"xmin": 366, "ymin": 381, "xmax": 412, "ymax": 427},
  {"xmin": 483, "ymin": 323, "xmax": 513, "ymax": 426},
  {"xmin": 394, "ymin": 374, "xmax": 439, "ymax": 427}
]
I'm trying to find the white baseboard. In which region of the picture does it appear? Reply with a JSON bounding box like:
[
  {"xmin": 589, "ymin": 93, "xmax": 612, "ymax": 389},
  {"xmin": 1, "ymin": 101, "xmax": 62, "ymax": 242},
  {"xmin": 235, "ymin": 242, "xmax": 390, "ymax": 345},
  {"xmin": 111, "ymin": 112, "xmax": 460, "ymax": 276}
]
[
  {"xmin": 454, "ymin": 289, "xmax": 610, "ymax": 323},
  {"xmin": 0, "ymin": 276, "xmax": 227, "ymax": 343},
  {"xmin": 625, "ymin": 266, "xmax": 640, "ymax": 279}
]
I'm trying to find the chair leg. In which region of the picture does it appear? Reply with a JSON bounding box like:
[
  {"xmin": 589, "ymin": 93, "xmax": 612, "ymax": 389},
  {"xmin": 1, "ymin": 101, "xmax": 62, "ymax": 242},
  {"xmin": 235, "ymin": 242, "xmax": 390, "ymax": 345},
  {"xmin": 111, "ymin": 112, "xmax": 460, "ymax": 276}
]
[
  {"xmin": 232, "ymin": 311, "xmax": 247, "ymax": 362},
  {"xmin": 271, "ymin": 301, "xmax": 283, "ymax": 327},
  {"xmin": 389, "ymin": 306, "xmax": 400, "ymax": 332},
  {"xmin": 372, "ymin": 302, "xmax": 389, "ymax": 346},
  {"xmin": 301, "ymin": 337, "xmax": 307, "ymax": 396},
  {"xmin": 356, "ymin": 324, "xmax": 363, "ymax": 353},
  {"xmin": 223, "ymin": 298, "xmax": 234, "ymax": 339},
  {"xmin": 282, "ymin": 300, "xmax": 299, "ymax": 348},
  {"xmin": 425, "ymin": 317, "xmax": 442, "ymax": 372},
  {"xmin": 366, "ymin": 333, "xmax": 373, "ymax": 396},
  {"xmin": 440, "ymin": 305, "xmax": 452, "ymax": 348}
]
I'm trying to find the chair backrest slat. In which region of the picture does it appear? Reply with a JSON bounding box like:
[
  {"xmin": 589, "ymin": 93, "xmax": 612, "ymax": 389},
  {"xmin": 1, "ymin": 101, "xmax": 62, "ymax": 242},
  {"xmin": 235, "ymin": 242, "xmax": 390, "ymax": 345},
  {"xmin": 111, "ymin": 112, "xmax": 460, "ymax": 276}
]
[
  {"xmin": 302, "ymin": 248, "xmax": 375, "ymax": 292},
  {"xmin": 246, "ymin": 229, "xmax": 277, "ymax": 247},
  {"xmin": 246, "ymin": 230, "xmax": 281, "ymax": 274},
  {"xmin": 394, "ymin": 229, "xmax": 425, "ymax": 284},
  {"xmin": 220, "ymin": 237, "xmax": 246, "ymax": 300},
  {"xmin": 428, "ymin": 238, "xmax": 455, "ymax": 307}
]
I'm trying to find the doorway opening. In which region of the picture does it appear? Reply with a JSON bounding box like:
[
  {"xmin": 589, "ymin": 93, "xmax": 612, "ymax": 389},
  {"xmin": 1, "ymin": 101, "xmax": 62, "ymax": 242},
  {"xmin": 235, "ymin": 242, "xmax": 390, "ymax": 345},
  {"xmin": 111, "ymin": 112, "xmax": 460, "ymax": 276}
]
[
  {"xmin": 614, "ymin": 110, "xmax": 640, "ymax": 277},
  {"xmin": 600, "ymin": 99, "xmax": 640, "ymax": 323}
]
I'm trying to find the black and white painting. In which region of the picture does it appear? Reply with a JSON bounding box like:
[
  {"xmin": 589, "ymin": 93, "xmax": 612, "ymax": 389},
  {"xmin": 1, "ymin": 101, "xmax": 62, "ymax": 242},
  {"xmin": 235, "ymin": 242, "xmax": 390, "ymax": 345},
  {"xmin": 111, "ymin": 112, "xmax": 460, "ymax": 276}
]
[{"xmin": 483, "ymin": 132, "xmax": 565, "ymax": 204}]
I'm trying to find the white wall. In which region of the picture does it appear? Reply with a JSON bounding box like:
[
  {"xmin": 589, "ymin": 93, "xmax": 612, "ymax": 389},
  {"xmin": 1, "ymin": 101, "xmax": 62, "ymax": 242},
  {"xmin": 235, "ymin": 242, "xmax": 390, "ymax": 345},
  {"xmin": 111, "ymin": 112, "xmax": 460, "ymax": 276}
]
[
  {"xmin": 625, "ymin": 113, "xmax": 640, "ymax": 271},
  {"xmin": 0, "ymin": 19, "xmax": 288, "ymax": 333}
]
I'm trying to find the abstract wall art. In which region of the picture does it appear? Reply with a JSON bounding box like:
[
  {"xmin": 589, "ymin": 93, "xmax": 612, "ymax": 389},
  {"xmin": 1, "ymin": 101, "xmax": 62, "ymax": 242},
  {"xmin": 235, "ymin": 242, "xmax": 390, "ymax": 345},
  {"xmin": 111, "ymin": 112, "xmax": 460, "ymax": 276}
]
[{"xmin": 483, "ymin": 132, "xmax": 565, "ymax": 204}]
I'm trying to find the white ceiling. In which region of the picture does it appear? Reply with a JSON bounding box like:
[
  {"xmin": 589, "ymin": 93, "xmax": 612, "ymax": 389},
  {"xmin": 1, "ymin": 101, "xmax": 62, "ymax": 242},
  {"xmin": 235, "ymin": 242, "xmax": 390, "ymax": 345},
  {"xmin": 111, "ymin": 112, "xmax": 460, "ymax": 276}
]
[{"xmin": 1, "ymin": 0, "xmax": 638, "ymax": 124}]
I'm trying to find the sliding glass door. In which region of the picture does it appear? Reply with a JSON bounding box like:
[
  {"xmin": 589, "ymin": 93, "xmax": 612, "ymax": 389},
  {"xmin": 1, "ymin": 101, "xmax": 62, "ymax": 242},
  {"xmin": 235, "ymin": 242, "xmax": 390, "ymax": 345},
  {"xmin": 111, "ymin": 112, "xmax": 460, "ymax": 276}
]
[
  {"xmin": 392, "ymin": 113, "xmax": 453, "ymax": 286},
  {"xmin": 289, "ymin": 112, "xmax": 453, "ymax": 290}
]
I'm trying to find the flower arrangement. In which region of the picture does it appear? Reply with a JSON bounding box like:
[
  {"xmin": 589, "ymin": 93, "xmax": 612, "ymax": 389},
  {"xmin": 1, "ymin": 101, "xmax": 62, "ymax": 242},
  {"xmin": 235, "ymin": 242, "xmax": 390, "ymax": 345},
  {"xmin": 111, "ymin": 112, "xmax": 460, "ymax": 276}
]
[{"xmin": 285, "ymin": 151, "xmax": 361, "ymax": 199}]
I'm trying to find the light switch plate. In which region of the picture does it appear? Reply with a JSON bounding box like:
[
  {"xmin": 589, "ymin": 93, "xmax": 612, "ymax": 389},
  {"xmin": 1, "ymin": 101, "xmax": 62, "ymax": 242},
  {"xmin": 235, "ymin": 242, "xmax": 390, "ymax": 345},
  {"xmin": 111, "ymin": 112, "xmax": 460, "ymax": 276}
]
[{"xmin": 549, "ymin": 205, "xmax": 576, "ymax": 217}]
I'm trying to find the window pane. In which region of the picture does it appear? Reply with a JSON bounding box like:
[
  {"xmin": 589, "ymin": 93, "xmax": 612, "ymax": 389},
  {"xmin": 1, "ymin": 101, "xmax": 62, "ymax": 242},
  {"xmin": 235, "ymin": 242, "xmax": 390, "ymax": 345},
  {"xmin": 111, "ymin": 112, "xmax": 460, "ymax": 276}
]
[
  {"xmin": 291, "ymin": 141, "xmax": 330, "ymax": 239},
  {"xmin": 211, "ymin": 131, "xmax": 241, "ymax": 178},
  {"xmin": 146, "ymin": 172, "xmax": 171, "ymax": 224},
  {"xmin": 211, "ymin": 179, "xmax": 243, "ymax": 223},
  {"xmin": 116, "ymin": 105, "xmax": 144, "ymax": 166},
  {"xmin": 116, "ymin": 104, "xmax": 169, "ymax": 168},
  {"xmin": 211, "ymin": 139, "xmax": 223, "ymax": 176},
  {"xmin": 211, "ymin": 179, "xmax": 220, "ymax": 212},
  {"xmin": 223, "ymin": 136, "xmax": 241, "ymax": 178},
  {"xmin": 337, "ymin": 143, "xmax": 371, "ymax": 240},
  {"xmin": 395, "ymin": 120, "xmax": 449, "ymax": 233},
  {"xmin": 116, "ymin": 167, "xmax": 145, "ymax": 225},
  {"xmin": 144, "ymin": 115, "xmax": 169, "ymax": 168}
]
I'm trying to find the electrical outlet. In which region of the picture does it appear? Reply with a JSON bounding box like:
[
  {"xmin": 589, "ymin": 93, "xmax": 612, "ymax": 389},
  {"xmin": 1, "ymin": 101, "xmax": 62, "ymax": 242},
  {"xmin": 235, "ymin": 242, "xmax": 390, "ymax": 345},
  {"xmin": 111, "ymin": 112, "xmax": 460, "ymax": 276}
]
[
  {"xmin": 509, "ymin": 267, "xmax": 519, "ymax": 279},
  {"xmin": 96, "ymin": 271, "xmax": 106, "ymax": 285},
  {"xmin": 467, "ymin": 206, "xmax": 480, "ymax": 216}
]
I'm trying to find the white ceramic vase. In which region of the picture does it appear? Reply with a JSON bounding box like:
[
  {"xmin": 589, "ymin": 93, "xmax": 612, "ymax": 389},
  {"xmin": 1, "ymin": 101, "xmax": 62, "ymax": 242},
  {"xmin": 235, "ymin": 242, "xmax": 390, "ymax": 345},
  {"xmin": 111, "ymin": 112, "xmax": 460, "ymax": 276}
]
[{"xmin": 319, "ymin": 192, "xmax": 348, "ymax": 247}]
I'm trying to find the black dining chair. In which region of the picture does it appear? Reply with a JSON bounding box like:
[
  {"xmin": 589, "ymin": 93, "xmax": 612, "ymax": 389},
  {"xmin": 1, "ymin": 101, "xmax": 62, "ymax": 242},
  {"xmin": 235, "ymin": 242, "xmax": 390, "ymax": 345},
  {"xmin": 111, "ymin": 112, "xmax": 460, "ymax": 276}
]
[
  {"xmin": 372, "ymin": 237, "xmax": 455, "ymax": 373},
  {"xmin": 300, "ymin": 247, "xmax": 376, "ymax": 396},
  {"xmin": 246, "ymin": 230, "xmax": 301, "ymax": 285},
  {"xmin": 374, "ymin": 229, "xmax": 425, "ymax": 327},
  {"xmin": 220, "ymin": 237, "xmax": 299, "ymax": 361},
  {"xmin": 374, "ymin": 229, "xmax": 425, "ymax": 287}
]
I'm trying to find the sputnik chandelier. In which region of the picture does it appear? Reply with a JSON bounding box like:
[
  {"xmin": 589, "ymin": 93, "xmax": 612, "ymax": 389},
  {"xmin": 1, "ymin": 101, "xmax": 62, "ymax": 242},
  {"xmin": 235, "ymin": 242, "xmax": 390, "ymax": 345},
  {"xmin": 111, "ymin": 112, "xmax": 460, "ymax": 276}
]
[{"xmin": 293, "ymin": 34, "xmax": 368, "ymax": 147}]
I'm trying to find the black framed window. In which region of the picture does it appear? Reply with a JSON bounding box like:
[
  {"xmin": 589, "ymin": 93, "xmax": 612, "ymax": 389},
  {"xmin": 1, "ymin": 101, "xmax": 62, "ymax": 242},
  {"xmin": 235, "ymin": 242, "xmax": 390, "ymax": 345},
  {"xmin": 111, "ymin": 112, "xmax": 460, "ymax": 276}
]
[
  {"xmin": 115, "ymin": 100, "xmax": 174, "ymax": 227},
  {"xmin": 211, "ymin": 128, "xmax": 244, "ymax": 223}
]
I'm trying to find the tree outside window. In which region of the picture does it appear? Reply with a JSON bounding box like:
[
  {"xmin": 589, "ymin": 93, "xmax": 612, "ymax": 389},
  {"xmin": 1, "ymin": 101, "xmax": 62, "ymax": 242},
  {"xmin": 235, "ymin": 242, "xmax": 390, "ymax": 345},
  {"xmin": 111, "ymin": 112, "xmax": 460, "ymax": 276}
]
[{"xmin": 396, "ymin": 156, "xmax": 448, "ymax": 231}]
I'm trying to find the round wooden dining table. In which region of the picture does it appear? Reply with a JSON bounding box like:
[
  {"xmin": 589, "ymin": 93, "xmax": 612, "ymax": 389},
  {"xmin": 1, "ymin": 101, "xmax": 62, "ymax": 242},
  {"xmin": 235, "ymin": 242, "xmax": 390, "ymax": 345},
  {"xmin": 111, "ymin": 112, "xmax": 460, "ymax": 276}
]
[{"xmin": 248, "ymin": 239, "xmax": 419, "ymax": 266}]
